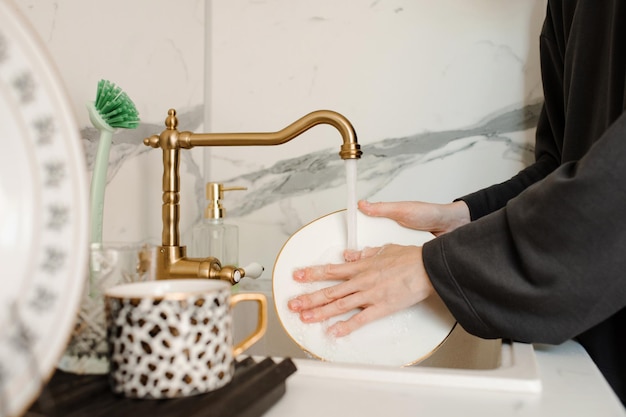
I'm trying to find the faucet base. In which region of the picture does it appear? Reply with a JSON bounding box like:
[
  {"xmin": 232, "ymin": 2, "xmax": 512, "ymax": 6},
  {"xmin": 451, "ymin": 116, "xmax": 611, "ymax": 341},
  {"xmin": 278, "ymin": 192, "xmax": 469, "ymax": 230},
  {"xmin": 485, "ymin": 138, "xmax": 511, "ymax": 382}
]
[{"xmin": 155, "ymin": 245, "xmax": 242, "ymax": 285}]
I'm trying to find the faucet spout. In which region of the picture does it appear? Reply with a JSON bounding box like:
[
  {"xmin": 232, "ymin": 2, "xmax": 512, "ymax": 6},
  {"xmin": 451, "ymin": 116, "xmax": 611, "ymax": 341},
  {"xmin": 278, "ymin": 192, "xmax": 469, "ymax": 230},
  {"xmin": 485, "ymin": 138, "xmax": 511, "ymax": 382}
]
[
  {"xmin": 144, "ymin": 108, "xmax": 361, "ymax": 282},
  {"xmin": 175, "ymin": 109, "xmax": 362, "ymax": 160}
]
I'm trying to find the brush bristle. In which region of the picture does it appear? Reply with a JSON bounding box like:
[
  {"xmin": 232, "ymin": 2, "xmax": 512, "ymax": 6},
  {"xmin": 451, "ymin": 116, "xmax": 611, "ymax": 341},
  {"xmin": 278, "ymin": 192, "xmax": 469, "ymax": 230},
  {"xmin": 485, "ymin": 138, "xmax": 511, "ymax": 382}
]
[{"xmin": 93, "ymin": 79, "xmax": 140, "ymax": 129}]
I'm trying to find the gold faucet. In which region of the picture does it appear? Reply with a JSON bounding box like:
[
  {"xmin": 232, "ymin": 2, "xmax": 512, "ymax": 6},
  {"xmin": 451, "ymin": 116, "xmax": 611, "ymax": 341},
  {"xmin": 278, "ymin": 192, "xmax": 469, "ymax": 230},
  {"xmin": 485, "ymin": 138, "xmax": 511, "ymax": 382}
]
[{"xmin": 144, "ymin": 108, "xmax": 362, "ymax": 284}]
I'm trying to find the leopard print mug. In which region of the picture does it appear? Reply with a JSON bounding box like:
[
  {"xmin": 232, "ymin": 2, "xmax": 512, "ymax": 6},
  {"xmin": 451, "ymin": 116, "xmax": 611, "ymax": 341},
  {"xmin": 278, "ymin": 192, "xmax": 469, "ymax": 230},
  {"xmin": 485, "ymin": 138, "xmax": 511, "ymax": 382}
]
[{"xmin": 105, "ymin": 279, "xmax": 267, "ymax": 399}]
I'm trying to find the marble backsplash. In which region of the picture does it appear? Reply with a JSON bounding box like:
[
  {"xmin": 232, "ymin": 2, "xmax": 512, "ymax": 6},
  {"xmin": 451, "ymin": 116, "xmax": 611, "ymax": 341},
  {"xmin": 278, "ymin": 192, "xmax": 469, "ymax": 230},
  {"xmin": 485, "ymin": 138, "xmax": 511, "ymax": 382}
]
[
  {"xmin": 15, "ymin": 0, "xmax": 548, "ymax": 288},
  {"xmin": 206, "ymin": 0, "xmax": 547, "ymax": 288}
]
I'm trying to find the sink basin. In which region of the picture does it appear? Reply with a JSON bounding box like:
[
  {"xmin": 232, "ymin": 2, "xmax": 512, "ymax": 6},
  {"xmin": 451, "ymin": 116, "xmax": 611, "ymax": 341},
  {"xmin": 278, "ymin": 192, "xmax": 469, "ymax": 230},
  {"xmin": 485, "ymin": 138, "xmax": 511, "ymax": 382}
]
[{"xmin": 234, "ymin": 282, "xmax": 541, "ymax": 393}]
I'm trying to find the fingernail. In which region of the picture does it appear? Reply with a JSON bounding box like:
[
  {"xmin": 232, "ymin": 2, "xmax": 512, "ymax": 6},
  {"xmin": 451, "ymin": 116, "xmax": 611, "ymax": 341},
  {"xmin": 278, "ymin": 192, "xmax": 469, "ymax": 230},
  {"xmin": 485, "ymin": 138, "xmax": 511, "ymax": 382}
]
[
  {"xmin": 327, "ymin": 323, "xmax": 344, "ymax": 337},
  {"xmin": 301, "ymin": 310, "xmax": 313, "ymax": 321},
  {"xmin": 288, "ymin": 299, "xmax": 302, "ymax": 311},
  {"xmin": 344, "ymin": 250, "xmax": 360, "ymax": 262},
  {"xmin": 293, "ymin": 269, "xmax": 306, "ymax": 281}
]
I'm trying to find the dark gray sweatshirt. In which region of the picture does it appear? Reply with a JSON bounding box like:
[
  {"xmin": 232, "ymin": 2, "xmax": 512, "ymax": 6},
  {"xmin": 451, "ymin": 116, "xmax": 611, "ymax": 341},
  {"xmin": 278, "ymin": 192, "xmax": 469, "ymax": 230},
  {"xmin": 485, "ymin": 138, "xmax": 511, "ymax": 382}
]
[{"xmin": 422, "ymin": 0, "xmax": 626, "ymax": 403}]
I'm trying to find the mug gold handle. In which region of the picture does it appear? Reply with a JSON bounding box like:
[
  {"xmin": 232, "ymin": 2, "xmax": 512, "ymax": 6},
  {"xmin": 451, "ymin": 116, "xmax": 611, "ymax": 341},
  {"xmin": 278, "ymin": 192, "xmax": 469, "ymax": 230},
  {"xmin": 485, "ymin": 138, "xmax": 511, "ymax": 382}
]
[{"xmin": 231, "ymin": 292, "xmax": 268, "ymax": 357}]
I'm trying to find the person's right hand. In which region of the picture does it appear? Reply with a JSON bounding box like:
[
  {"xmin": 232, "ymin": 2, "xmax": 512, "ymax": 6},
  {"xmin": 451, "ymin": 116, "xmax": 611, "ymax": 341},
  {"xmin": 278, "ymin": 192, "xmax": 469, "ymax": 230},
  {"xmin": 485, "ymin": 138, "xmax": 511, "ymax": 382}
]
[{"xmin": 357, "ymin": 199, "xmax": 470, "ymax": 236}]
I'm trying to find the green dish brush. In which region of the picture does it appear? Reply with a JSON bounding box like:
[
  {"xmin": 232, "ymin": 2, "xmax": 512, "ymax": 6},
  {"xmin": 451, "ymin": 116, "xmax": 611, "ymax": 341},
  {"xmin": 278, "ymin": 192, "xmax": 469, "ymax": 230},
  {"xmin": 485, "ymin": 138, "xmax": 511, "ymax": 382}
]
[{"xmin": 87, "ymin": 79, "xmax": 140, "ymax": 244}]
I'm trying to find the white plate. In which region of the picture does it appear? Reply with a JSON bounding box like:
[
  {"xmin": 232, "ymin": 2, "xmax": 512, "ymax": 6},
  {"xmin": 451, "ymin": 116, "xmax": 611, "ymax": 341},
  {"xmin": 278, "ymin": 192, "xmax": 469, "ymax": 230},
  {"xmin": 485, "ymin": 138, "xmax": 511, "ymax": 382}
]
[
  {"xmin": 0, "ymin": 1, "xmax": 88, "ymax": 415},
  {"xmin": 273, "ymin": 210, "xmax": 456, "ymax": 367}
]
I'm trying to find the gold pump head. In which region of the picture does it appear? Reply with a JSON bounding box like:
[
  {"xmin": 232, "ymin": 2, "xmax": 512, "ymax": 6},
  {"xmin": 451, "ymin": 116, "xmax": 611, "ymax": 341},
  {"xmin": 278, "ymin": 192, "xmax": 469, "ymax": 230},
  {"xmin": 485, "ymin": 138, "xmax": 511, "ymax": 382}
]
[{"xmin": 206, "ymin": 183, "xmax": 246, "ymax": 219}]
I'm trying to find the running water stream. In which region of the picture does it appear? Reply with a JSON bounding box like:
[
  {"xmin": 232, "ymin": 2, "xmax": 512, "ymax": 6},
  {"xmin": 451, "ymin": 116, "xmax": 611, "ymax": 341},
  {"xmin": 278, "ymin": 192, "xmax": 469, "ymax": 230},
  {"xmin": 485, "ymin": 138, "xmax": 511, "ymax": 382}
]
[{"xmin": 345, "ymin": 159, "xmax": 358, "ymax": 250}]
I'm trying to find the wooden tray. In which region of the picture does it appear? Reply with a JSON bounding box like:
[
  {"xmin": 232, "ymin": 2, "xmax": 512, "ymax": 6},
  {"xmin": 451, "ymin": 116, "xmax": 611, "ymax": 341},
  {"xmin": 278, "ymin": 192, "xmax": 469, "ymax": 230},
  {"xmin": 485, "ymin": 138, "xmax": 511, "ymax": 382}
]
[{"xmin": 25, "ymin": 357, "xmax": 297, "ymax": 417}]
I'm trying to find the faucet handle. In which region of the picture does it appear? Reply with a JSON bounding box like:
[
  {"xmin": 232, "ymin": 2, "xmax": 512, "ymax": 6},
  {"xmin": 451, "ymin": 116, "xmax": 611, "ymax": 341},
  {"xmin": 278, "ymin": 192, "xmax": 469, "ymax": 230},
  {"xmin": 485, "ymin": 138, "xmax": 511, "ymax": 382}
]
[
  {"xmin": 216, "ymin": 262, "xmax": 264, "ymax": 284},
  {"xmin": 241, "ymin": 262, "xmax": 264, "ymax": 279}
]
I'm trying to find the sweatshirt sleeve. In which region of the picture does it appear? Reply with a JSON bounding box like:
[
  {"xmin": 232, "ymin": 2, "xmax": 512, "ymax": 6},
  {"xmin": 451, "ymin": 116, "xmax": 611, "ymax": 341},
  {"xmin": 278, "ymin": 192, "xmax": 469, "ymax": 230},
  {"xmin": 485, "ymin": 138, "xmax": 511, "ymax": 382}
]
[{"xmin": 423, "ymin": 111, "xmax": 626, "ymax": 344}]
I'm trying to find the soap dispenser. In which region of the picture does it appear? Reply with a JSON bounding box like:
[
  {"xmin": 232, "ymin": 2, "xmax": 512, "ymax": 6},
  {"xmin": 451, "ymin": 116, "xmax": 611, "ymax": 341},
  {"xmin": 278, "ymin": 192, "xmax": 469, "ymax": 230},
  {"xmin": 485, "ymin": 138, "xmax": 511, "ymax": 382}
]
[{"xmin": 190, "ymin": 183, "xmax": 246, "ymax": 266}]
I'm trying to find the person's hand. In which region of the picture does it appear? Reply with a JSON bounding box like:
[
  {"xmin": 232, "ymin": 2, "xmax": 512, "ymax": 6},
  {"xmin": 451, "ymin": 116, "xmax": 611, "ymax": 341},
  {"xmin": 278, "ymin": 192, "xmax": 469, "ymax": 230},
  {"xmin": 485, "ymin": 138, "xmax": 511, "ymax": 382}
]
[
  {"xmin": 358, "ymin": 199, "xmax": 470, "ymax": 236},
  {"xmin": 287, "ymin": 244, "xmax": 434, "ymax": 337}
]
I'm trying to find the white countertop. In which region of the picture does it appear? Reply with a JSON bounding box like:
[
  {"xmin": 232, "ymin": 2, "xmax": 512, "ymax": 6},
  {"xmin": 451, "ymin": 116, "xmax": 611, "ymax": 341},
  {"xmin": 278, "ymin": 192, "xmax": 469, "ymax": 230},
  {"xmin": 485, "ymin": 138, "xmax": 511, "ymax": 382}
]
[{"xmin": 265, "ymin": 341, "xmax": 625, "ymax": 417}]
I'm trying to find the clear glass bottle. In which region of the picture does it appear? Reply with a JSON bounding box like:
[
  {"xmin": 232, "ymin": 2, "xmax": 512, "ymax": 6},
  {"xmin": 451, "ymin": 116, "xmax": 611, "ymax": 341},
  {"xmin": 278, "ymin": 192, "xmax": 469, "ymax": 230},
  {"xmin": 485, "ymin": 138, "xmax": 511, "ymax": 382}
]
[{"xmin": 190, "ymin": 183, "xmax": 246, "ymax": 266}]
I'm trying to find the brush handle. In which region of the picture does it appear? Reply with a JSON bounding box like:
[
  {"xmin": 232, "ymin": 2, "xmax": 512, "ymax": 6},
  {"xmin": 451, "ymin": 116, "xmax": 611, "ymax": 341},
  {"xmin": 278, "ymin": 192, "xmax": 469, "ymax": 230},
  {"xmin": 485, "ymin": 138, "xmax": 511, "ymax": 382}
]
[{"xmin": 89, "ymin": 129, "xmax": 113, "ymax": 244}]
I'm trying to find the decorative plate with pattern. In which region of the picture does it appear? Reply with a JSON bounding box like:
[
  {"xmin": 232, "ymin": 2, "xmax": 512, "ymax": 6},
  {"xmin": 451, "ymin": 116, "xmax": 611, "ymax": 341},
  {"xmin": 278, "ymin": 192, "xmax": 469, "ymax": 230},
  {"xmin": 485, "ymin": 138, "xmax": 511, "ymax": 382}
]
[{"xmin": 0, "ymin": 1, "xmax": 88, "ymax": 415}]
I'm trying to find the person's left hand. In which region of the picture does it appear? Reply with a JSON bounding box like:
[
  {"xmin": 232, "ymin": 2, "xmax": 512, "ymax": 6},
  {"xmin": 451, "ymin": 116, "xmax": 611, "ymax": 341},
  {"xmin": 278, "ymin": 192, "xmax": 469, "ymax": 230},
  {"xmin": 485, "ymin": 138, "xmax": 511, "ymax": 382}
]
[{"xmin": 287, "ymin": 244, "xmax": 434, "ymax": 337}]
